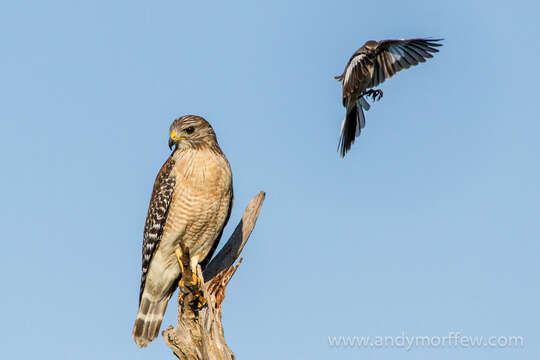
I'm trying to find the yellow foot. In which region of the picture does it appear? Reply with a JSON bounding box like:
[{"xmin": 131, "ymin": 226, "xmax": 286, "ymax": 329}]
[
  {"xmin": 186, "ymin": 272, "xmax": 206, "ymax": 310},
  {"xmin": 191, "ymin": 291, "xmax": 208, "ymax": 310},
  {"xmin": 190, "ymin": 271, "xmax": 201, "ymax": 287}
]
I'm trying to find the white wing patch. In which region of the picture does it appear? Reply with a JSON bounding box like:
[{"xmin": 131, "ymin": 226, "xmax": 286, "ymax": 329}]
[
  {"xmin": 387, "ymin": 46, "xmax": 404, "ymax": 66},
  {"xmin": 344, "ymin": 54, "xmax": 365, "ymax": 85}
]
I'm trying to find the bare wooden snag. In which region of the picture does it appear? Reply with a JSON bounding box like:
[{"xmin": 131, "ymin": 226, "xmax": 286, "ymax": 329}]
[{"xmin": 163, "ymin": 191, "xmax": 266, "ymax": 360}]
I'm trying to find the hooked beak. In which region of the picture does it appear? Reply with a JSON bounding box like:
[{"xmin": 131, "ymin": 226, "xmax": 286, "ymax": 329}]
[
  {"xmin": 169, "ymin": 130, "xmax": 187, "ymax": 151},
  {"xmin": 168, "ymin": 137, "xmax": 176, "ymax": 151}
]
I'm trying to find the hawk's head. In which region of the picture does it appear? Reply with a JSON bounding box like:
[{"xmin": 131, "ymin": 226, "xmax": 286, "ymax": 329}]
[{"xmin": 168, "ymin": 115, "xmax": 219, "ymax": 152}]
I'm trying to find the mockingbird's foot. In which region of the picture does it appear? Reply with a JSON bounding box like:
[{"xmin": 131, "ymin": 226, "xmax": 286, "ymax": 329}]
[{"xmin": 363, "ymin": 89, "xmax": 383, "ymax": 101}]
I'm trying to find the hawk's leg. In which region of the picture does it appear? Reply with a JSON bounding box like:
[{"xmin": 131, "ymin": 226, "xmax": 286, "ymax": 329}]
[
  {"xmin": 175, "ymin": 249, "xmax": 188, "ymax": 306},
  {"xmin": 362, "ymin": 89, "xmax": 383, "ymax": 101},
  {"xmin": 187, "ymin": 256, "xmax": 207, "ymax": 310},
  {"xmin": 174, "ymin": 248, "xmax": 185, "ymax": 288}
]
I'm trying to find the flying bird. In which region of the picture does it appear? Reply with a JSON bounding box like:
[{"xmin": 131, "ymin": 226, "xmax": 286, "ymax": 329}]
[
  {"xmin": 335, "ymin": 38, "xmax": 443, "ymax": 157},
  {"xmin": 132, "ymin": 115, "xmax": 233, "ymax": 348}
]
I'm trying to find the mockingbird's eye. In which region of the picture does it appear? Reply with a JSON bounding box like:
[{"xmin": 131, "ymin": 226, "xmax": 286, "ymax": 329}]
[{"xmin": 185, "ymin": 126, "xmax": 195, "ymax": 134}]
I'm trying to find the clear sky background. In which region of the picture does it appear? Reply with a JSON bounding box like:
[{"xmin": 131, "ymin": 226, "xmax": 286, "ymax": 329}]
[{"xmin": 1, "ymin": 1, "xmax": 538, "ymax": 359}]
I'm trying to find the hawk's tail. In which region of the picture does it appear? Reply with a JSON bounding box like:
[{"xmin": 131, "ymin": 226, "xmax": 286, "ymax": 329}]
[
  {"xmin": 338, "ymin": 97, "xmax": 368, "ymax": 157},
  {"xmin": 132, "ymin": 294, "xmax": 169, "ymax": 348}
]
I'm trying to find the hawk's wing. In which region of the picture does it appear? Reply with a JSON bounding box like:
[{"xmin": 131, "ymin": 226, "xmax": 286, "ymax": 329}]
[
  {"xmin": 139, "ymin": 156, "xmax": 176, "ymax": 303},
  {"xmin": 200, "ymin": 187, "xmax": 234, "ymax": 270},
  {"xmin": 369, "ymin": 38, "xmax": 442, "ymax": 88}
]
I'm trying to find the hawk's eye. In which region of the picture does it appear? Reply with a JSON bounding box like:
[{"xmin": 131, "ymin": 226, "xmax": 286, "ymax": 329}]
[{"xmin": 185, "ymin": 126, "xmax": 195, "ymax": 134}]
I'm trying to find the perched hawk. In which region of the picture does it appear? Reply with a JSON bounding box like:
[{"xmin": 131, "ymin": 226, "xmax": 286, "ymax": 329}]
[
  {"xmin": 335, "ymin": 38, "xmax": 443, "ymax": 157},
  {"xmin": 132, "ymin": 115, "xmax": 233, "ymax": 348}
]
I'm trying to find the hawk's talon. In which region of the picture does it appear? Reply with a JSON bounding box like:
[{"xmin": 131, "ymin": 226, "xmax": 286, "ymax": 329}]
[
  {"xmin": 185, "ymin": 282, "xmax": 207, "ymax": 311},
  {"xmin": 190, "ymin": 272, "xmax": 201, "ymax": 287},
  {"xmin": 182, "ymin": 269, "xmax": 207, "ymax": 311},
  {"xmin": 190, "ymin": 293, "xmax": 208, "ymax": 311},
  {"xmin": 184, "ymin": 280, "xmax": 201, "ymax": 295}
]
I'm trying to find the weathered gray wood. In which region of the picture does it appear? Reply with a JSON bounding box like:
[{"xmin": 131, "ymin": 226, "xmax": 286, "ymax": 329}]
[{"xmin": 163, "ymin": 191, "xmax": 265, "ymax": 360}]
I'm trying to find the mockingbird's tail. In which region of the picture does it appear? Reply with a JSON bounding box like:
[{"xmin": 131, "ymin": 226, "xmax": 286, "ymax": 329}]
[{"xmin": 338, "ymin": 97, "xmax": 369, "ymax": 157}]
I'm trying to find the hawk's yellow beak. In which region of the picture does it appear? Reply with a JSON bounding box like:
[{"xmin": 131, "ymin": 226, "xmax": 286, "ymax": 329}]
[{"xmin": 169, "ymin": 131, "xmax": 188, "ymax": 150}]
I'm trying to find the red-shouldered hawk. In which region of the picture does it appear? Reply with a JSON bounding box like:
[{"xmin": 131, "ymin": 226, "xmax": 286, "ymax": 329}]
[
  {"xmin": 335, "ymin": 38, "xmax": 443, "ymax": 157},
  {"xmin": 132, "ymin": 115, "xmax": 233, "ymax": 348}
]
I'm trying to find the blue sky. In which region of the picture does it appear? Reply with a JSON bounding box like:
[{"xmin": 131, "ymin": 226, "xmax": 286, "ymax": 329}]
[{"xmin": 1, "ymin": 1, "xmax": 538, "ymax": 359}]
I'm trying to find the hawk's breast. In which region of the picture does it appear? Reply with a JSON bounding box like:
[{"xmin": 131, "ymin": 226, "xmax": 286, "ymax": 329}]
[{"xmin": 160, "ymin": 147, "xmax": 232, "ymax": 260}]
